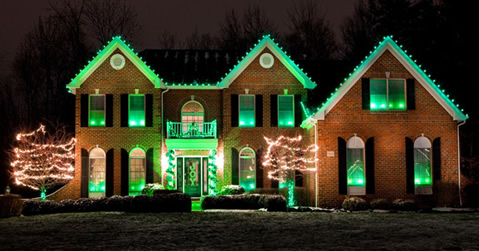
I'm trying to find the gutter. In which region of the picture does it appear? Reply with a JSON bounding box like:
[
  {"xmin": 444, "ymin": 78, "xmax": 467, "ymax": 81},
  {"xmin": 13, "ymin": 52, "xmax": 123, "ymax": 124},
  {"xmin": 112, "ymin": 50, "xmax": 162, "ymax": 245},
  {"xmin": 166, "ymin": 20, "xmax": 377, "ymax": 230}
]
[
  {"xmin": 457, "ymin": 120, "xmax": 466, "ymax": 206},
  {"xmin": 160, "ymin": 87, "xmax": 170, "ymax": 186},
  {"xmin": 313, "ymin": 123, "xmax": 318, "ymax": 208}
]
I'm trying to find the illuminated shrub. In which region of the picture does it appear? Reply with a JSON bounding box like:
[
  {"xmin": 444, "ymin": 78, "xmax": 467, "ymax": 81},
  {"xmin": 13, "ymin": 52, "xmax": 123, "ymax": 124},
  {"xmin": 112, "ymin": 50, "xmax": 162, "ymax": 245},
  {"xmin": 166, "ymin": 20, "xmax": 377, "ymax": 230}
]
[
  {"xmin": 342, "ymin": 197, "xmax": 369, "ymax": 211},
  {"xmin": 218, "ymin": 185, "xmax": 245, "ymax": 195},
  {"xmin": 392, "ymin": 199, "xmax": 417, "ymax": 211},
  {"xmin": 370, "ymin": 199, "xmax": 392, "ymax": 210},
  {"xmin": 141, "ymin": 183, "xmax": 165, "ymax": 196}
]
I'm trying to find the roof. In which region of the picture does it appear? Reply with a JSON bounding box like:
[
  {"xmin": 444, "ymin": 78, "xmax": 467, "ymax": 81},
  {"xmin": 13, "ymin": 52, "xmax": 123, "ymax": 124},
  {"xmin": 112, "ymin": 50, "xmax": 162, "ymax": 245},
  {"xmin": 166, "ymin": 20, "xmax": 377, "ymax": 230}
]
[
  {"xmin": 66, "ymin": 36, "xmax": 163, "ymax": 94},
  {"xmin": 301, "ymin": 36, "xmax": 468, "ymax": 129}
]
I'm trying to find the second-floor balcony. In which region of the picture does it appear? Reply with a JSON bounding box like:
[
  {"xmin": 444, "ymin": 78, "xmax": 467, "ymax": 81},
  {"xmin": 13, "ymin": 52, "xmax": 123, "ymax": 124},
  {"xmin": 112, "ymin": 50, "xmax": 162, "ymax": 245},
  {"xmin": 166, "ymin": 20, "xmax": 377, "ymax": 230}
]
[{"xmin": 166, "ymin": 120, "xmax": 217, "ymax": 139}]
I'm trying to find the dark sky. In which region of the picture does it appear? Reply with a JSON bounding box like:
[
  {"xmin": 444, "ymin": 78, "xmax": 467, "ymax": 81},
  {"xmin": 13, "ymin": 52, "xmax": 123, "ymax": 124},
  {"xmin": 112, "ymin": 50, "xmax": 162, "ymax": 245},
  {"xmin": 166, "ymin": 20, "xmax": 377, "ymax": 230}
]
[{"xmin": 0, "ymin": 0, "xmax": 357, "ymax": 74}]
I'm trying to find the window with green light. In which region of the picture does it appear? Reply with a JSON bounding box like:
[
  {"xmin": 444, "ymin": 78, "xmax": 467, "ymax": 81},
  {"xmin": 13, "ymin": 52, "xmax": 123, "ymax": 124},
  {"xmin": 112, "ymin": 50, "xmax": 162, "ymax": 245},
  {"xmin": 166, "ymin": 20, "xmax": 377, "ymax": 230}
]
[
  {"xmin": 347, "ymin": 137, "xmax": 365, "ymax": 187},
  {"xmin": 129, "ymin": 149, "xmax": 146, "ymax": 196},
  {"xmin": 89, "ymin": 148, "xmax": 106, "ymax": 197},
  {"xmin": 129, "ymin": 95, "xmax": 145, "ymax": 127},
  {"xmin": 370, "ymin": 79, "xmax": 406, "ymax": 111},
  {"xmin": 239, "ymin": 95, "xmax": 255, "ymax": 127},
  {"xmin": 278, "ymin": 95, "xmax": 294, "ymax": 127},
  {"xmin": 89, "ymin": 95, "xmax": 105, "ymax": 126},
  {"xmin": 414, "ymin": 137, "xmax": 432, "ymax": 187},
  {"xmin": 239, "ymin": 148, "xmax": 256, "ymax": 191}
]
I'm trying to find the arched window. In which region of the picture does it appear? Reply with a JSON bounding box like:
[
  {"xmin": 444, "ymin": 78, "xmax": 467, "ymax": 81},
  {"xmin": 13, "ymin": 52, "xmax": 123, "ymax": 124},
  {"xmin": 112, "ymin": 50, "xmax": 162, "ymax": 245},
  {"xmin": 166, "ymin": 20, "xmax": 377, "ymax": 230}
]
[
  {"xmin": 181, "ymin": 101, "xmax": 204, "ymax": 133},
  {"xmin": 130, "ymin": 148, "xmax": 146, "ymax": 195},
  {"xmin": 239, "ymin": 147, "xmax": 256, "ymax": 191},
  {"xmin": 346, "ymin": 136, "xmax": 365, "ymax": 191},
  {"xmin": 414, "ymin": 136, "xmax": 432, "ymax": 187},
  {"xmin": 89, "ymin": 148, "xmax": 106, "ymax": 197}
]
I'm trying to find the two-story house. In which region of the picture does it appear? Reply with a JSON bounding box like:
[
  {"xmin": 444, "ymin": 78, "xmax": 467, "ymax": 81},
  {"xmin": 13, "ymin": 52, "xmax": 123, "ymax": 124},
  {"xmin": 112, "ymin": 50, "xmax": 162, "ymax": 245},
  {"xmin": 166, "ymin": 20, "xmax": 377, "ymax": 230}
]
[{"xmin": 52, "ymin": 35, "xmax": 467, "ymax": 207}]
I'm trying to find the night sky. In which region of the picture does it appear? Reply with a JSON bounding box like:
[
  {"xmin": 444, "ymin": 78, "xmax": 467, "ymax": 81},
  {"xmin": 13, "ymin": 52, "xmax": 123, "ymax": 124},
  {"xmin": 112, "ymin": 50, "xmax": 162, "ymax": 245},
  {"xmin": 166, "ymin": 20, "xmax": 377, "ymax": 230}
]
[{"xmin": 0, "ymin": 0, "xmax": 356, "ymax": 75}]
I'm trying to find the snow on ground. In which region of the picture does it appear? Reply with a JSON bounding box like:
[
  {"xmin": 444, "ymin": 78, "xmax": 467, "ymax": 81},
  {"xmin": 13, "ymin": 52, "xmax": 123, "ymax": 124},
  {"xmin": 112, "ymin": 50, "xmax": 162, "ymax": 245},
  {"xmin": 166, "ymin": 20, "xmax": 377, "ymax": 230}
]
[{"xmin": 1, "ymin": 211, "xmax": 479, "ymax": 250}]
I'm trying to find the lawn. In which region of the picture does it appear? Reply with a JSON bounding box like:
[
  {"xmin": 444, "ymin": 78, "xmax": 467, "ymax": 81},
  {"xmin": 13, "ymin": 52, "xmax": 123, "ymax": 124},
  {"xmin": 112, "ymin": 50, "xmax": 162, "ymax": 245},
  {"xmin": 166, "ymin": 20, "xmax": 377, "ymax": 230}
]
[{"xmin": 1, "ymin": 211, "xmax": 478, "ymax": 250}]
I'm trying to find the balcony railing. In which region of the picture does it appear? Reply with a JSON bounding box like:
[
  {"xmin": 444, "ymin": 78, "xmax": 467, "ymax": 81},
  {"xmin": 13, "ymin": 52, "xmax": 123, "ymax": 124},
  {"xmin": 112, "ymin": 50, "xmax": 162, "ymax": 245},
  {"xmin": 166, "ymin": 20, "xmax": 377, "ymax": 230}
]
[{"xmin": 166, "ymin": 120, "xmax": 217, "ymax": 139}]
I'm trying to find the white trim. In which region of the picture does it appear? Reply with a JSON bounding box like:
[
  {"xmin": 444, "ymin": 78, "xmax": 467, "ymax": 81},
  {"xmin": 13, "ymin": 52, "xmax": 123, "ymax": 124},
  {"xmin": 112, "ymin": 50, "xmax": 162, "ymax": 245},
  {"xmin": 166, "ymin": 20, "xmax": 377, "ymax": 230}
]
[
  {"xmin": 414, "ymin": 136, "xmax": 431, "ymax": 149},
  {"xmin": 110, "ymin": 54, "xmax": 125, "ymax": 70},
  {"xmin": 88, "ymin": 147, "xmax": 106, "ymax": 198},
  {"xmin": 259, "ymin": 53, "xmax": 274, "ymax": 68}
]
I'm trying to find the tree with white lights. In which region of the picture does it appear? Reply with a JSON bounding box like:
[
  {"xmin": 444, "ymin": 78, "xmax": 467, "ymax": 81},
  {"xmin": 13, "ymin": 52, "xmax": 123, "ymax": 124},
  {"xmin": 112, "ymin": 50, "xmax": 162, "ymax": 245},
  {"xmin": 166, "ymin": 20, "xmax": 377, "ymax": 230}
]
[
  {"xmin": 263, "ymin": 135, "xmax": 318, "ymax": 206},
  {"xmin": 10, "ymin": 124, "xmax": 76, "ymax": 200}
]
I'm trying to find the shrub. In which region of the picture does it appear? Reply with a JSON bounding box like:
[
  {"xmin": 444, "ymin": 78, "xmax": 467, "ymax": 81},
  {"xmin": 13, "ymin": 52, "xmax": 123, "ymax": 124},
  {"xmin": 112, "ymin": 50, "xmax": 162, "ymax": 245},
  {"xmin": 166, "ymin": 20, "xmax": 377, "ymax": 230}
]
[
  {"xmin": 218, "ymin": 185, "xmax": 245, "ymax": 195},
  {"xmin": 0, "ymin": 194, "xmax": 24, "ymax": 217},
  {"xmin": 464, "ymin": 183, "xmax": 479, "ymax": 208},
  {"xmin": 392, "ymin": 199, "xmax": 417, "ymax": 211},
  {"xmin": 342, "ymin": 197, "xmax": 369, "ymax": 211},
  {"xmin": 246, "ymin": 188, "xmax": 279, "ymax": 195},
  {"xmin": 106, "ymin": 195, "xmax": 134, "ymax": 211},
  {"xmin": 129, "ymin": 195, "xmax": 154, "ymax": 213},
  {"xmin": 153, "ymin": 189, "xmax": 182, "ymax": 196},
  {"xmin": 22, "ymin": 200, "xmax": 41, "ymax": 216},
  {"xmin": 141, "ymin": 183, "xmax": 165, "ymax": 196},
  {"xmin": 151, "ymin": 193, "xmax": 191, "ymax": 212},
  {"xmin": 264, "ymin": 195, "xmax": 287, "ymax": 212},
  {"xmin": 73, "ymin": 198, "xmax": 95, "ymax": 212},
  {"xmin": 370, "ymin": 199, "xmax": 392, "ymax": 210},
  {"xmin": 22, "ymin": 200, "xmax": 60, "ymax": 215},
  {"xmin": 201, "ymin": 194, "xmax": 286, "ymax": 211},
  {"xmin": 58, "ymin": 199, "xmax": 76, "ymax": 213}
]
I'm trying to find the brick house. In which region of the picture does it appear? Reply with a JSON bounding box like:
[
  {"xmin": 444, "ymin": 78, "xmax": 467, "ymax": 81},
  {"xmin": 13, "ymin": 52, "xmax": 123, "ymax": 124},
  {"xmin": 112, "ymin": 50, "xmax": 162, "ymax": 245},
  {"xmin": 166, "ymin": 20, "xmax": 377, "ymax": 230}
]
[{"xmin": 52, "ymin": 35, "xmax": 467, "ymax": 207}]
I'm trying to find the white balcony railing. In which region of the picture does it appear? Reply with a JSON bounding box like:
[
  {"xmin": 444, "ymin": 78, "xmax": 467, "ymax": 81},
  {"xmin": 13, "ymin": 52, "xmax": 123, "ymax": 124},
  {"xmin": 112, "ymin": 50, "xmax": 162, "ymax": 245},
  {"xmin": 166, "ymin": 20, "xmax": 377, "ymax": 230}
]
[{"xmin": 166, "ymin": 120, "xmax": 217, "ymax": 139}]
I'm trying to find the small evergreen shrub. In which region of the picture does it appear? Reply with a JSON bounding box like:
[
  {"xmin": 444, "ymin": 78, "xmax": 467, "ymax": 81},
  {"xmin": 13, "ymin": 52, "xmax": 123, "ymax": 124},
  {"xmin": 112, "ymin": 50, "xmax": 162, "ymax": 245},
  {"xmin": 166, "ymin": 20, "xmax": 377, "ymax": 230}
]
[
  {"xmin": 201, "ymin": 194, "xmax": 286, "ymax": 211},
  {"xmin": 22, "ymin": 200, "xmax": 41, "ymax": 216},
  {"xmin": 106, "ymin": 195, "xmax": 134, "ymax": 211},
  {"xmin": 342, "ymin": 197, "xmax": 369, "ymax": 211},
  {"xmin": 392, "ymin": 199, "xmax": 417, "ymax": 211},
  {"xmin": 370, "ymin": 199, "xmax": 392, "ymax": 210},
  {"xmin": 141, "ymin": 183, "xmax": 165, "ymax": 196},
  {"xmin": 58, "ymin": 199, "xmax": 76, "ymax": 213},
  {"xmin": 218, "ymin": 185, "xmax": 245, "ymax": 195},
  {"xmin": 0, "ymin": 194, "xmax": 24, "ymax": 217},
  {"xmin": 264, "ymin": 195, "xmax": 287, "ymax": 212},
  {"xmin": 129, "ymin": 195, "xmax": 154, "ymax": 212}
]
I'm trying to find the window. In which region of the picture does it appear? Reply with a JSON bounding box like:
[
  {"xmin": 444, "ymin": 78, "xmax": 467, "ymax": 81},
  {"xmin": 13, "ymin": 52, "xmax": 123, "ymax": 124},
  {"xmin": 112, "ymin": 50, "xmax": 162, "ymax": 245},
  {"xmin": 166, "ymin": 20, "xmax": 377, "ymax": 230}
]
[
  {"xmin": 181, "ymin": 101, "xmax": 204, "ymax": 133},
  {"xmin": 239, "ymin": 95, "xmax": 255, "ymax": 127},
  {"xmin": 129, "ymin": 148, "xmax": 146, "ymax": 195},
  {"xmin": 89, "ymin": 148, "xmax": 106, "ymax": 197},
  {"xmin": 414, "ymin": 136, "xmax": 432, "ymax": 187},
  {"xmin": 370, "ymin": 79, "xmax": 406, "ymax": 111},
  {"xmin": 347, "ymin": 136, "xmax": 365, "ymax": 189},
  {"xmin": 278, "ymin": 95, "xmax": 294, "ymax": 127},
  {"xmin": 89, "ymin": 95, "xmax": 105, "ymax": 126},
  {"xmin": 129, "ymin": 95, "xmax": 145, "ymax": 127},
  {"xmin": 239, "ymin": 148, "xmax": 256, "ymax": 191}
]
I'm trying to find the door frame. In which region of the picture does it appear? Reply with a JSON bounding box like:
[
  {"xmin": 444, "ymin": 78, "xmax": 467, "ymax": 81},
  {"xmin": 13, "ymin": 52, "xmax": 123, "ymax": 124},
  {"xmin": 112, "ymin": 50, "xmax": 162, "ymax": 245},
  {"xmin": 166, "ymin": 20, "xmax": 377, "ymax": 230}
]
[{"xmin": 176, "ymin": 155, "xmax": 208, "ymax": 197}]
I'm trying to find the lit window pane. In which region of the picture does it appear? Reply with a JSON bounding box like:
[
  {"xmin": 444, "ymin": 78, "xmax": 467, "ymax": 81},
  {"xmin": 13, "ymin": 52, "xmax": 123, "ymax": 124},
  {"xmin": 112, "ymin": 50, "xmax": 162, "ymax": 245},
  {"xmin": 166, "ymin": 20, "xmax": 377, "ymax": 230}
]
[
  {"xmin": 347, "ymin": 148, "xmax": 365, "ymax": 186},
  {"xmin": 278, "ymin": 95, "xmax": 294, "ymax": 127},
  {"xmin": 388, "ymin": 80, "xmax": 406, "ymax": 110},
  {"xmin": 129, "ymin": 95, "xmax": 145, "ymax": 127},
  {"xmin": 89, "ymin": 96, "xmax": 105, "ymax": 126},
  {"xmin": 370, "ymin": 80, "xmax": 387, "ymax": 111},
  {"xmin": 239, "ymin": 95, "xmax": 255, "ymax": 127},
  {"xmin": 89, "ymin": 149, "xmax": 106, "ymax": 197},
  {"xmin": 239, "ymin": 148, "xmax": 256, "ymax": 191},
  {"xmin": 130, "ymin": 152, "xmax": 146, "ymax": 195},
  {"xmin": 414, "ymin": 148, "xmax": 432, "ymax": 186}
]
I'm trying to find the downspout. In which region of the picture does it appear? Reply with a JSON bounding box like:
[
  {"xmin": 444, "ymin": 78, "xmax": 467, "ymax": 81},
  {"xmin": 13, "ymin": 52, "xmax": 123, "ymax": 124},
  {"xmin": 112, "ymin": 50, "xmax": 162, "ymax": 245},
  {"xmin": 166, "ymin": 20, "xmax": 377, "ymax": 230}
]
[
  {"xmin": 457, "ymin": 120, "xmax": 466, "ymax": 207},
  {"xmin": 160, "ymin": 87, "xmax": 170, "ymax": 186},
  {"xmin": 313, "ymin": 123, "xmax": 318, "ymax": 208}
]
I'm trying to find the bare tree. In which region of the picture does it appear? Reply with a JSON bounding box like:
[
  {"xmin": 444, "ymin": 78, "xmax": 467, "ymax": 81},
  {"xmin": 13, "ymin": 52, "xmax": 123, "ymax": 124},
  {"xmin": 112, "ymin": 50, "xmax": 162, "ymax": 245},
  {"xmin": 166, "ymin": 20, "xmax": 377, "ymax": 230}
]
[
  {"xmin": 158, "ymin": 29, "xmax": 179, "ymax": 49},
  {"xmin": 186, "ymin": 27, "xmax": 215, "ymax": 49},
  {"xmin": 10, "ymin": 124, "xmax": 76, "ymax": 200}
]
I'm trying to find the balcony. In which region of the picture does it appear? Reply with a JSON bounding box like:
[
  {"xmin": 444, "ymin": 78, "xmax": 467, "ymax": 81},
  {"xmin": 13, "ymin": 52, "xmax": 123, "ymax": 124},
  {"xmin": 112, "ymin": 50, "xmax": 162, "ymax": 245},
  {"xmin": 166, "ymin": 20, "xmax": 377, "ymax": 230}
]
[{"xmin": 166, "ymin": 120, "xmax": 217, "ymax": 139}]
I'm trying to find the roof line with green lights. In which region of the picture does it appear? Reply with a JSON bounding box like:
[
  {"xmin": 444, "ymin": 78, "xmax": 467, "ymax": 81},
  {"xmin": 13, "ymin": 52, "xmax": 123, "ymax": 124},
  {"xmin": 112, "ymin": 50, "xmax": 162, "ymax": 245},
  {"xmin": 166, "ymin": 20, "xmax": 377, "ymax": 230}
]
[
  {"xmin": 301, "ymin": 36, "xmax": 468, "ymax": 129},
  {"xmin": 218, "ymin": 34, "xmax": 317, "ymax": 90},
  {"xmin": 66, "ymin": 36, "xmax": 164, "ymax": 94}
]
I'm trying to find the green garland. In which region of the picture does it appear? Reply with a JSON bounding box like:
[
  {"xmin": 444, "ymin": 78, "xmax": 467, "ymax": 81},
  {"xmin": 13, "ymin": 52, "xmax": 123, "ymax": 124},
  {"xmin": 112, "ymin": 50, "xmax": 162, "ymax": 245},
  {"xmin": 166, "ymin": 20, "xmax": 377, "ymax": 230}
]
[
  {"xmin": 165, "ymin": 150, "xmax": 176, "ymax": 190},
  {"xmin": 207, "ymin": 150, "xmax": 218, "ymax": 195}
]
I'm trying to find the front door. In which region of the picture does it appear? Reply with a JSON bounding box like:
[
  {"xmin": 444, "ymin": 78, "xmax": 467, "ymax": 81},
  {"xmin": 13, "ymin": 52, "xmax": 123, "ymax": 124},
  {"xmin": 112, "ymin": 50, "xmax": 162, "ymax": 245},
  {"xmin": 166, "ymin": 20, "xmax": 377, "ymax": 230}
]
[{"xmin": 184, "ymin": 158, "xmax": 202, "ymax": 197}]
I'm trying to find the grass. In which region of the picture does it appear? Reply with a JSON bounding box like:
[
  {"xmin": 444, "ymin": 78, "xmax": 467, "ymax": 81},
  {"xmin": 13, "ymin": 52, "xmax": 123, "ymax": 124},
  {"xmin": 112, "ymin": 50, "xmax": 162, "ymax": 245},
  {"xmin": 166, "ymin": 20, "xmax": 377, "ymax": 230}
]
[{"xmin": 1, "ymin": 212, "xmax": 479, "ymax": 250}]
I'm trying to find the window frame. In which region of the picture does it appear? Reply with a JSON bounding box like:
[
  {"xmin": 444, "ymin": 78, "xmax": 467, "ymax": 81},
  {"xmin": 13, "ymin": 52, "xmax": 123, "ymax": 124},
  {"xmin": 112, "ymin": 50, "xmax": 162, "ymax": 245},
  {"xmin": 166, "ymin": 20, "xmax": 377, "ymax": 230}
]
[
  {"xmin": 128, "ymin": 94, "xmax": 146, "ymax": 127},
  {"xmin": 88, "ymin": 94, "xmax": 106, "ymax": 127},
  {"xmin": 277, "ymin": 94, "xmax": 295, "ymax": 128},
  {"xmin": 238, "ymin": 94, "xmax": 256, "ymax": 128},
  {"xmin": 346, "ymin": 136, "xmax": 366, "ymax": 195},
  {"xmin": 370, "ymin": 78, "xmax": 407, "ymax": 111},
  {"xmin": 89, "ymin": 147, "xmax": 106, "ymax": 198},
  {"xmin": 414, "ymin": 136, "xmax": 432, "ymax": 186},
  {"xmin": 239, "ymin": 147, "xmax": 256, "ymax": 191},
  {"xmin": 129, "ymin": 148, "xmax": 146, "ymax": 195},
  {"xmin": 181, "ymin": 101, "xmax": 205, "ymax": 133}
]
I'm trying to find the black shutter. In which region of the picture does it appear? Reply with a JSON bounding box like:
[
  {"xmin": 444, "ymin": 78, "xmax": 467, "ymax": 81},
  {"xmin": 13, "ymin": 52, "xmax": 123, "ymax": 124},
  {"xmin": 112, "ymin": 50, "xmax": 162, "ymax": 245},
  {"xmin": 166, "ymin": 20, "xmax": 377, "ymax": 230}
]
[
  {"xmin": 270, "ymin": 95, "xmax": 278, "ymax": 127},
  {"xmin": 295, "ymin": 170, "xmax": 303, "ymax": 187},
  {"xmin": 362, "ymin": 78, "xmax": 370, "ymax": 110},
  {"xmin": 106, "ymin": 148, "xmax": 114, "ymax": 197},
  {"xmin": 406, "ymin": 79, "xmax": 416, "ymax": 110},
  {"xmin": 294, "ymin": 94, "xmax": 302, "ymax": 127},
  {"xmin": 81, "ymin": 94, "xmax": 89, "ymax": 127},
  {"xmin": 255, "ymin": 95, "xmax": 263, "ymax": 127},
  {"xmin": 433, "ymin": 137, "xmax": 441, "ymax": 181},
  {"xmin": 338, "ymin": 137, "xmax": 347, "ymax": 195},
  {"xmin": 231, "ymin": 94, "xmax": 239, "ymax": 127},
  {"xmin": 81, "ymin": 148, "xmax": 89, "ymax": 198},
  {"xmin": 231, "ymin": 148, "xmax": 239, "ymax": 185},
  {"xmin": 145, "ymin": 94, "xmax": 153, "ymax": 127},
  {"xmin": 121, "ymin": 148, "xmax": 129, "ymax": 196},
  {"xmin": 366, "ymin": 137, "xmax": 375, "ymax": 194},
  {"xmin": 406, "ymin": 137, "xmax": 415, "ymax": 194},
  {"xmin": 105, "ymin": 94, "xmax": 113, "ymax": 127},
  {"xmin": 146, "ymin": 148, "xmax": 154, "ymax": 184},
  {"xmin": 256, "ymin": 148, "xmax": 264, "ymax": 188},
  {"xmin": 121, "ymin": 94, "xmax": 128, "ymax": 127}
]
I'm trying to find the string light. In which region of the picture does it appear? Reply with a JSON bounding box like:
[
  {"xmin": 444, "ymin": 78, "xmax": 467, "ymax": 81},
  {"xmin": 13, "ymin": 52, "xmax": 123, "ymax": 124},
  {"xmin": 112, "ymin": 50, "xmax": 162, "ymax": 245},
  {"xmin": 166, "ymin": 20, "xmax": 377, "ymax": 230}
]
[
  {"xmin": 165, "ymin": 150, "xmax": 176, "ymax": 190},
  {"xmin": 11, "ymin": 124, "xmax": 76, "ymax": 200}
]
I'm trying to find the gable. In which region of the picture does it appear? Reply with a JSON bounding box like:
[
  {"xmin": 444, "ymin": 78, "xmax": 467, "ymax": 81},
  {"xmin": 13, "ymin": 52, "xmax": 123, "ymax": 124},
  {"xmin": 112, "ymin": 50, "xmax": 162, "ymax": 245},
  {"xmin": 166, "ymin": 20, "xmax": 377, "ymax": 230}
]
[
  {"xmin": 218, "ymin": 35, "xmax": 316, "ymax": 90},
  {"xmin": 302, "ymin": 36, "xmax": 467, "ymax": 128},
  {"xmin": 67, "ymin": 36, "xmax": 163, "ymax": 94}
]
